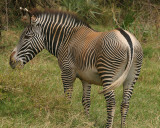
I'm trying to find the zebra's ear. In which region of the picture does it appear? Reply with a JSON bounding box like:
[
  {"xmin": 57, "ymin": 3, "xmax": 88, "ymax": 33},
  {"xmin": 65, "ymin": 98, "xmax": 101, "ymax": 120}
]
[
  {"xmin": 31, "ymin": 15, "xmax": 37, "ymax": 23},
  {"xmin": 20, "ymin": 7, "xmax": 35, "ymax": 24}
]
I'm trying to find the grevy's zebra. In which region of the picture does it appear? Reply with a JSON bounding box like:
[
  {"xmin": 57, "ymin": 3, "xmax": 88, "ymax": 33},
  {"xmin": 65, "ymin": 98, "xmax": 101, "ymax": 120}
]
[{"xmin": 10, "ymin": 8, "xmax": 143, "ymax": 128}]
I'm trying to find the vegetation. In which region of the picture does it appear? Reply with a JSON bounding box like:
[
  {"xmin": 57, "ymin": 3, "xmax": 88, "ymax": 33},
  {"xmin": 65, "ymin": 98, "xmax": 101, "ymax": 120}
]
[{"xmin": 0, "ymin": 0, "xmax": 160, "ymax": 128}]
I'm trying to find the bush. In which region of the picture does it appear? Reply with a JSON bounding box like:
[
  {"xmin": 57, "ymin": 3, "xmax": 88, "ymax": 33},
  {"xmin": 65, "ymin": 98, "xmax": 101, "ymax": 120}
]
[
  {"xmin": 0, "ymin": 0, "xmax": 159, "ymax": 44},
  {"xmin": 60, "ymin": 0, "xmax": 104, "ymax": 24}
]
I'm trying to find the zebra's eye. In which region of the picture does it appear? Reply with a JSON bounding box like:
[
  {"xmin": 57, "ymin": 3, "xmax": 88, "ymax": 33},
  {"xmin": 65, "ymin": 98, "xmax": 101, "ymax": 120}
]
[{"xmin": 24, "ymin": 35, "xmax": 31, "ymax": 39}]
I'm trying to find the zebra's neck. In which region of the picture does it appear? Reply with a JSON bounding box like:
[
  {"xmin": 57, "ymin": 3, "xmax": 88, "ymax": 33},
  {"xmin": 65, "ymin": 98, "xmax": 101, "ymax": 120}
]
[{"xmin": 39, "ymin": 13, "xmax": 88, "ymax": 57}]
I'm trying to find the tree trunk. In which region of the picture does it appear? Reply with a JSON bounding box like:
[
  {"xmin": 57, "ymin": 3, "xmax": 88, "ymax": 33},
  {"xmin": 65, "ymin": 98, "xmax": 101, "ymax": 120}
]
[{"xmin": 5, "ymin": 0, "xmax": 8, "ymax": 31}]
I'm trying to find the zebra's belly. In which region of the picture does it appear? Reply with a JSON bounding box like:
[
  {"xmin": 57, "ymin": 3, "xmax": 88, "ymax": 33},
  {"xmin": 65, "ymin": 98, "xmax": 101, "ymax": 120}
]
[{"xmin": 77, "ymin": 68, "xmax": 102, "ymax": 85}]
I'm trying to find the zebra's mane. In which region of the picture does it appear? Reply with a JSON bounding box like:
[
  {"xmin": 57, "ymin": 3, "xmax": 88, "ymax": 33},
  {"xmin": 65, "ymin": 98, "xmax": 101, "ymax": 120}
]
[{"xmin": 30, "ymin": 8, "xmax": 91, "ymax": 28}]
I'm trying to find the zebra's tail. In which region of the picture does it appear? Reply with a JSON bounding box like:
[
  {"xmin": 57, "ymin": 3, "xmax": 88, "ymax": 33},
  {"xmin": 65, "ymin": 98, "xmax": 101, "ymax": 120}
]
[{"xmin": 99, "ymin": 29, "xmax": 134, "ymax": 94}]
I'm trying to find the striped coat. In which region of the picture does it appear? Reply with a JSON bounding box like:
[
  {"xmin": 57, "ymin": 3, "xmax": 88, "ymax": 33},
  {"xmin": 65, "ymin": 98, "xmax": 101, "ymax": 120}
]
[{"xmin": 10, "ymin": 8, "xmax": 143, "ymax": 128}]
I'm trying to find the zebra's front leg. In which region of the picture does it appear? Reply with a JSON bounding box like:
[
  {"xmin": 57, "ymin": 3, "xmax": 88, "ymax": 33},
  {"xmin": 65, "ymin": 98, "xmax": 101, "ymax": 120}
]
[
  {"xmin": 61, "ymin": 69, "xmax": 76, "ymax": 99},
  {"xmin": 104, "ymin": 90, "xmax": 116, "ymax": 128},
  {"xmin": 81, "ymin": 81, "xmax": 91, "ymax": 115}
]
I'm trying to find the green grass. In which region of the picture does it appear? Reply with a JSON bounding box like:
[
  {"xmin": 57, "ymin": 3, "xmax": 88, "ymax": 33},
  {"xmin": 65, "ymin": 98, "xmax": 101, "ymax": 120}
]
[{"xmin": 0, "ymin": 27, "xmax": 160, "ymax": 128}]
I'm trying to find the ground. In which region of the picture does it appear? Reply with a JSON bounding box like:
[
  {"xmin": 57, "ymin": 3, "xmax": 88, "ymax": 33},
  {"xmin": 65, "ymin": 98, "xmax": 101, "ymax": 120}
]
[{"xmin": 0, "ymin": 26, "xmax": 160, "ymax": 128}]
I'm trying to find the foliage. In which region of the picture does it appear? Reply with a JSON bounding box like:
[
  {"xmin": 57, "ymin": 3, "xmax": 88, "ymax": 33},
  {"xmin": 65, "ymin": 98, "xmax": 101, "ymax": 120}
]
[
  {"xmin": 60, "ymin": 0, "xmax": 103, "ymax": 24},
  {"xmin": 1, "ymin": 0, "xmax": 160, "ymax": 29}
]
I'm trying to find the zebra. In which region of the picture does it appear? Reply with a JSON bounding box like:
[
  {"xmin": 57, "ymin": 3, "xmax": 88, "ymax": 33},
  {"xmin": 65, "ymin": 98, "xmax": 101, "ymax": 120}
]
[{"xmin": 9, "ymin": 8, "xmax": 143, "ymax": 128}]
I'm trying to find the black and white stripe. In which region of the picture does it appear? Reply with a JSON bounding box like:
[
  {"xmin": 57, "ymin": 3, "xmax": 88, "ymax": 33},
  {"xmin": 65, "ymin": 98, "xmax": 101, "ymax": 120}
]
[{"xmin": 10, "ymin": 9, "xmax": 143, "ymax": 128}]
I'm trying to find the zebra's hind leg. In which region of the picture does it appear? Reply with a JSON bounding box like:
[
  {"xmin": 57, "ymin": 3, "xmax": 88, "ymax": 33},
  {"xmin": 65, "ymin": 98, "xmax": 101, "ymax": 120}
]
[
  {"xmin": 121, "ymin": 84, "xmax": 134, "ymax": 128},
  {"xmin": 81, "ymin": 81, "xmax": 91, "ymax": 115},
  {"xmin": 104, "ymin": 90, "xmax": 116, "ymax": 128},
  {"xmin": 121, "ymin": 62, "xmax": 142, "ymax": 127}
]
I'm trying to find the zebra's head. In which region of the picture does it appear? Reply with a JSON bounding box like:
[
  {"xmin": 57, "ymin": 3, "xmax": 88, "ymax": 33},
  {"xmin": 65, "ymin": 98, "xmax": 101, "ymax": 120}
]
[{"xmin": 10, "ymin": 7, "xmax": 44, "ymax": 69}]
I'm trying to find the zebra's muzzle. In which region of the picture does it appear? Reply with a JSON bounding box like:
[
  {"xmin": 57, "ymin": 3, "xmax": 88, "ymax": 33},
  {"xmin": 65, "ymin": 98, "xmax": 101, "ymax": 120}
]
[
  {"xmin": 10, "ymin": 51, "xmax": 24, "ymax": 69},
  {"xmin": 9, "ymin": 59, "xmax": 24, "ymax": 69}
]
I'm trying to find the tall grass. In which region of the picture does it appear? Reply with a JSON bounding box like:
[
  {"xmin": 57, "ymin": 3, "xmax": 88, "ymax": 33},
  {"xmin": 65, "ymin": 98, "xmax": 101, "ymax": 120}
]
[{"xmin": 0, "ymin": 20, "xmax": 160, "ymax": 128}]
